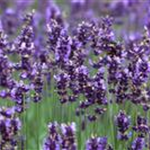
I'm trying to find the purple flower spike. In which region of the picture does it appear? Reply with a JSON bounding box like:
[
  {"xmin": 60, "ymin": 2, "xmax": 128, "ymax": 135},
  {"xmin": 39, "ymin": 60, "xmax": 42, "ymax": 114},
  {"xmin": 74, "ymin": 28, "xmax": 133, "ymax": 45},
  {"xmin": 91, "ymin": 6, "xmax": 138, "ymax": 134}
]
[
  {"xmin": 0, "ymin": 107, "xmax": 21, "ymax": 150},
  {"xmin": 115, "ymin": 110, "xmax": 130, "ymax": 140},
  {"xmin": 86, "ymin": 136, "xmax": 112, "ymax": 150},
  {"xmin": 60, "ymin": 122, "xmax": 77, "ymax": 150},
  {"xmin": 133, "ymin": 115, "xmax": 149, "ymax": 136},
  {"xmin": 54, "ymin": 73, "xmax": 70, "ymax": 104},
  {"xmin": 43, "ymin": 122, "xmax": 77, "ymax": 150},
  {"xmin": 43, "ymin": 122, "xmax": 61, "ymax": 150},
  {"xmin": 131, "ymin": 137, "xmax": 145, "ymax": 150}
]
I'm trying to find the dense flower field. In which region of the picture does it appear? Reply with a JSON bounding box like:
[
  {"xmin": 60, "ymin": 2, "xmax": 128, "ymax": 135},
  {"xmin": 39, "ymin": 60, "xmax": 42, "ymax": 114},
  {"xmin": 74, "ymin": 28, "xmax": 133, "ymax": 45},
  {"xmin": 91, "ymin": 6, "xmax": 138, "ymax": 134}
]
[{"xmin": 0, "ymin": 0, "xmax": 150, "ymax": 149}]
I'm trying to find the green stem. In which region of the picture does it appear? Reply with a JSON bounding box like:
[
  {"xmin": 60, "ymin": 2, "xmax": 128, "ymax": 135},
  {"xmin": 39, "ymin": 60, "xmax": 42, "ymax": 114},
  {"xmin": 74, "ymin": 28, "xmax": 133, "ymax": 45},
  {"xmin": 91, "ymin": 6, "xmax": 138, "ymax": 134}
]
[{"xmin": 36, "ymin": 103, "xmax": 39, "ymax": 150}]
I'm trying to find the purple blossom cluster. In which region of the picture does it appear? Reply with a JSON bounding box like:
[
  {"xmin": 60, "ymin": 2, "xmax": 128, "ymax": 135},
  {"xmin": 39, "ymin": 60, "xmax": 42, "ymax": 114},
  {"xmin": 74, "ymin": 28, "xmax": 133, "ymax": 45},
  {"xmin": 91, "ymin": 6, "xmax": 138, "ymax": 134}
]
[
  {"xmin": 1, "ymin": 0, "xmax": 150, "ymax": 149},
  {"xmin": 0, "ymin": 107, "xmax": 21, "ymax": 150},
  {"xmin": 86, "ymin": 136, "xmax": 113, "ymax": 150},
  {"xmin": 115, "ymin": 111, "xmax": 130, "ymax": 140},
  {"xmin": 43, "ymin": 122, "xmax": 77, "ymax": 150},
  {"xmin": 50, "ymin": 16, "xmax": 150, "ymax": 125},
  {"xmin": 43, "ymin": 122, "xmax": 114, "ymax": 150},
  {"xmin": 115, "ymin": 111, "xmax": 149, "ymax": 149},
  {"xmin": 50, "ymin": 19, "xmax": 114, "ymax": 122},
  {"xmin": 133, "ymin": 115, "xmax": 149, "ymax": 137},
  {"xmin": 0, "ymin": 11, "xmax": 46, "ymax": 113},
  {"xmin": 130, "ymin": 137, "xmax": 145, "ymax": 150}
]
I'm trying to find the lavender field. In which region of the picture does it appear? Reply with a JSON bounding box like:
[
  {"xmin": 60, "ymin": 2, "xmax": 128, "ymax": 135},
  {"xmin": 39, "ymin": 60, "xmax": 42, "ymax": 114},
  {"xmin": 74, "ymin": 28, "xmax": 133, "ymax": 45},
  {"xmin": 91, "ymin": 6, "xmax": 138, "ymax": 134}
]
[{"xmin": 0, "ymin": 0, "xmax": 150, "ymax": 150}]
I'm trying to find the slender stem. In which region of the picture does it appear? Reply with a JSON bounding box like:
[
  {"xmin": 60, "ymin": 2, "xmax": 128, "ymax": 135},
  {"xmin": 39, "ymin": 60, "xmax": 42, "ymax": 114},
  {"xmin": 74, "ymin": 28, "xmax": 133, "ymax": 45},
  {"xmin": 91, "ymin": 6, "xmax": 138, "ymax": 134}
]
[{"xmin": 36, "ymin": 103, "xmax": 39, "ymax": 150}]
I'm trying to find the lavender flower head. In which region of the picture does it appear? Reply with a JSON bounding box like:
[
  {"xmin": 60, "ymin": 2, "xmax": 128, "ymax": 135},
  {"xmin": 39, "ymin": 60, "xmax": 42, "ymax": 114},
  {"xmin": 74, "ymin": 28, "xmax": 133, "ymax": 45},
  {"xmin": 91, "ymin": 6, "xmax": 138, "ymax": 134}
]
[
  {"xmin": 86, "ymin": 136, "xmax": 109, "ymax": 150},
  {"xmin": 0, "ymin": 107, "xmax": 21, "ymax": 150},
  {"xmin": 133, "ymin": 115, "xmax": 149, "ymax": 136},
  {"xmin": 60, "ymin": 122, "xmax": 77, "ymax": 150},
  {"xmin": 43, "ymin": 122, "xmax": 77, "ymax": 150},
  {"xmin": 43, "ymin": 122, "xmax": 61, "ymax": 150},
  {"xmin": 131, "ymin": 137, "xmax": 145, "ymax": 150},
  {"xmin": 115, "ymin": 110, "xmax": 130, "ymax": 140}
]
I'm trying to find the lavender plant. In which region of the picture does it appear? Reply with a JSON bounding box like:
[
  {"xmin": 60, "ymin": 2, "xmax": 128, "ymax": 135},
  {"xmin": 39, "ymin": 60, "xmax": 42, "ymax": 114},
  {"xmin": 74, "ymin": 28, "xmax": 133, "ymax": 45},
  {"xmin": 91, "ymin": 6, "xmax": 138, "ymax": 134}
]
[{"xmin": 1, "ymin": 0, "xmax": 150, "ymax": 150}]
